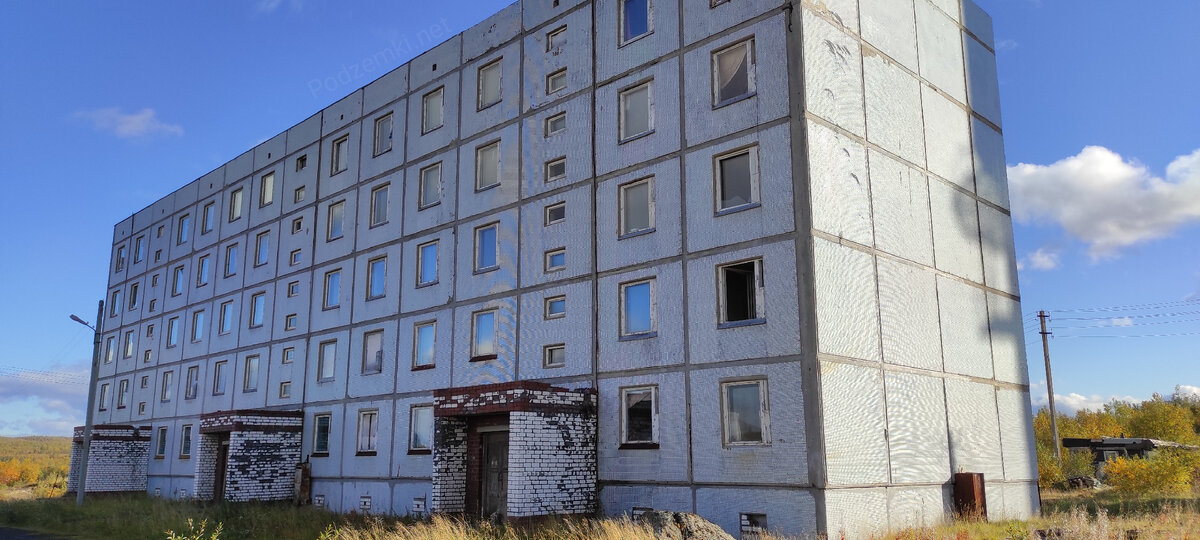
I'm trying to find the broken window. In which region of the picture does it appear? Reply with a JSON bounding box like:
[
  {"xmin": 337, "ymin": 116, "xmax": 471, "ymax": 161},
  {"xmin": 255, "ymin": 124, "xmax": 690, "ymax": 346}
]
[
  {"xmin": 719, "ymin": 259, "xmax": 764, "ymax": 324},
  {"xmin": 713, "ymin": 39, "xmax": 756, "ymax": 106},
  {"xmin": 362, "ymin": 330, "xmax": 384, "ymax": 375},
  {"xmin": 621, "ymin": 386, "xmax": 656, "ymax": 445}
]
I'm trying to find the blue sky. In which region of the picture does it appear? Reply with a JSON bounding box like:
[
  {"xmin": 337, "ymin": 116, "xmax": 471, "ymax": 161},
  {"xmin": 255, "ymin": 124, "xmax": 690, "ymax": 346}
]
[{"xmin": 0, "ymin": 0, "xmax": 1196, "ymax": 435}]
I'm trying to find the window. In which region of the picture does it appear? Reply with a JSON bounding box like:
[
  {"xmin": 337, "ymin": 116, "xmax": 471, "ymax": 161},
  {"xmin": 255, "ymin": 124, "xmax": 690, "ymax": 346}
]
[
  {"xmin": 546, "ymin": 68, "xmax": 567, "ymax": 95},
  {"xmin": 202, "ymin": 202, "xmax": 215, "ymax": 234},
  {"xmin": 287, "ymin": 281, "xmax": 300, "ymax": 297},
  {"xmin": 212, "ymin": 360, "xmax": 227, "ymax": 395},
  {"xmin": 418, "ymin": 163, "xmax": 441, "ymax": 209},
  {"xmin": 283, "ymin": 347, "xmax": 295, "ymax": 364},
  {"xmin": 224, "ymin": 244, "xmax": 239, "ymax": 277},
  {"xmin": 417, "ymin": 241, "xmax": 438, "ymax": 286},
  {"xmin": 196, "ymin": 255, "xmax": 210, "ymax": 286},
  {"xmin": 547, "ymin": 26, "xmax": 567, "ymax": 51},
  {"xmin": 177, "ymin": 214, "xmax": 191, "ymax": 244},
  {"xmin": 249, "ymin": 292, "xmax": 266, "ymax": 327},
  {"xmin": 294, "ymin": 185, "xmax": 306, "ymax": 203},
  {"xmin": 243, "ymin": 355, "xmax": 259, "ymax": 392},
  {"xmin": 474, "ymin": 224, "xmax": 498, "ymax": 272},
  {"xmin": 327, "ymin": 201, "xmax": 345, "ymax": 240},
  {"xmin": 133, "ymin": 236, "xmax": 145, "ymax": 263},
  {"xmin": 719, "ymin": 259, "xmax": 764, "ymax": 325},
  {"xmin": 160, "ymin": 370, "xmax": 174, "ymax": 402},
  {"xmin": 254, "ymin": 231, "xmax": 270, "ymax": 266},
  {"xmin": 740, "ymin": 514, "xmax": 768, "ymax": 539},
  {"xmin": 98, "ymin": 383, "xmax": 109, "ymax": 411},
  {"xmin": 620, "ymin": 279, "xmax": 655, "ymax": 337},
  {"xmin": 104, "ymin": 336, "xmax": 115, "ymax": 364},
  {"xmin": 475, "ymin": 141, "xmax": 501, "ymax": 190},
  {"xmin": 260, "ymin": 172, "xmax": 275, "ymax": 207},
  {"xmin": 143, "ymin": 350, "xmax": 151, "ymax": 363},
  {"xmin": 109, "ymin": 290, "xmax": 121, "ymax": 316},
  {"xmin": 146, "ymin": 324, "xmax": 155, "ymax": 338},
  {"xmin": 331, "ymin": 135, "xmax": 349, "ymax": 175},
  {"xmin": 185, "ymin": 366, "xmax": 199, "ymax": 400},
  {"xmin": 318, "ymin": 340, "xmax": 337, "ymax": 381},
  {"xmin": 285, "ymin": 314, "xmax": 297, "ymax": 330},
  {"xmin": 422, "ymin": 87, "xmax": 444, "ymax": 133},
  {"xmin": 369, "ymin": 184, "xmax": 389, "ymax": 227},
  {"xmin": 151, "ymin": 274, "xmax": 159, "ymax": 287},
  {"xmin": 180, "ymin": 425, "xmax": 193, "ymax": 458},
  {"xmin": 713, "ymin": 39, "xmax": 756, "ymax": 106},
  {"xmin": 172, "ymin": 265, "xmax": 186, "ymax": 295},
  {"xmin": 544, "ymin": 249, "xmax": 566, "ymax": 272},
  {"xmin": 117, "ymin": 379, "xmax": 129, "ymax": 409},
  {"xmin": 620, "ymin": 0, "xmax": 651, "ymax": 44},
  {"xmin": 292, "ymin": 217, "xmax": 303, "ymax": 234},
  {"xmin": 716, "ymin": 147, "xmax": 759, "ymax": 212},
  {"xmin": 477, "ymin": 59, "xmax": 502, "ymax": 109},
  {"xmin": 290, "ymin": 249, "xmax": 302, "ymax": 266},
  {"xmin": 544, "ymin": 202, "xmax": 566, "ymax": 225},
  {"xmin": 545, "ymin": 157, "xmax": 567, "ymax": 183},
  {"xmin": 545, "ymin": 296, "xmax": 566, "ymax": 319},
  {"xmin": 155, "ymin": 427, "xmax": 167, "ymax": 458},
  {"xmin": 138, "ymin": 402, "xmax": 146, "ymax": 415},
  {"xmin": 148, "ymin": 299, "xmax": 157, "ymax": 313},
  {"xmin": 373, "ymin": 113, "xmax": 393, "ymax": 156},
  {"xmin": 362, "ymin": 330, "xmax": 384, "ymax": 375},
  {"xmin": 620, "ymin": 177, "xmax": 654, "ymax": 236},
  {"xmin": 166, "ymin": 317, "xmax": 179, "ymax": 347},
  {"xmin": 620, "ymin": 386, "xmax": 657, "ymax": 446},
  {"xmin": 543, "ymin": 344, "xmax": 565, "ymax": 368},
  {"xmin": 366, "ymin": 257, "xmax": 387, "ymax": 300},
  {"xmin": 413, "ymin": 321, "xmax": 436, "ymax": 368},
  {"xmin": 190, "ymin": 310, "xmax": 205, "ymax": 342},
  {"xmin": 619, "ymin": 82, "xmax": 653, "ymax": 141},
  {"xmin": 313, "ymin": 414, "xmax": 332, "ymax": 454},
  {"xmin": 141, "ymin": 376, "xmax": 149, "ymax": 389},
  {"xmin": 229, "ymin": 188, "xmax": 244, "ymax": 221},
  {"xmin": 545, "ymin": 112, "xmax": 566, "ymax": 136},
  {"xmin": 722, "ymin": 379, "xmax": 769, "ymax": 445},
  {"xmin": 295, "ymin": 154, "xmax": 308, "ymax": 171},
  {"xmin": 128, "ymin": 283, "xmax": 139, "ymax": 310},
  {"xmin": 123, "ymin": 330, "xmax": 134, "ymax": 358},
  {"xmin": 471, "ymin": 310, "xmax": 497, "ymax": 359},
  {"xmin": 323, "ymin": 269, "xmax": 341, "ymax": 309},
  {"xmin": 409, "ymin": 406, "xmax": 433, "ymax": 452},
  {"xmin": 157, "ymin": 225, "xmax": 164, "ymax": 238},
  {"xmin": 154, "ymin": 249, "xmax": 162, "ymax": 263},
  {"xmin": 357, "ymin": 410, "xmax": 379, "ymax": 453},
  {"xmin": 219, "ymin": 301, "xmax": 234, "ymax": 334},
  {"xmin": 279, "ymin": 381, "xmax": 292, "ymax": 398}
]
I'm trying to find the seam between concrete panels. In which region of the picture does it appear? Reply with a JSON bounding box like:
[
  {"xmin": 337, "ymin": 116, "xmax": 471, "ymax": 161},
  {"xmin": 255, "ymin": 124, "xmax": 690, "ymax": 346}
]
[
  {"xmin": 816, "ymin": 352, "xmax": 1030, "ymax": 392},
  {"xmin": 673, "ymin": 0, "xmax": 696, "ymax": 508}
]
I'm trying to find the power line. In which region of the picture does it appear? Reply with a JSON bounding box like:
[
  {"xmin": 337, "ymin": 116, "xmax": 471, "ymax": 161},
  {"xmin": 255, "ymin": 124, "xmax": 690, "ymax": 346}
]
[
  {"xmin": 1033, "ymin": 298, "xmax": 1200, "ymax": 314},
  {"xmin": 0, "ymin": 365, "xmax": 89, "ymax": 385},
  {"xmin": 1055, "ymin": 331, "xmax": 1200, "ymax": 339},
  {"xmin": 1053, "ymin": 310, "xmax": 1200, "ymax": 321},
  {"xmin": 1049, "ymin": 317, "xmax": 1200, "ymax": 330}
]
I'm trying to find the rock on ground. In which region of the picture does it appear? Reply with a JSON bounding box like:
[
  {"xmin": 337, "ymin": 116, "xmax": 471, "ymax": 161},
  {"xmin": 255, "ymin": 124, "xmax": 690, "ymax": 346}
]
[{"xmin": 637, "ymin": 510, "xmax": 736, "ymax": 540}]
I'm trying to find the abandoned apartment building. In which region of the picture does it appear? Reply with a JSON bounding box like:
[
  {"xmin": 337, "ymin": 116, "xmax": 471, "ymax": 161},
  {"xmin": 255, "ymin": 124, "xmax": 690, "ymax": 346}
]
[{"xmin": 68, "ymin": 0, "xmax": 1037, "ymax": 537}]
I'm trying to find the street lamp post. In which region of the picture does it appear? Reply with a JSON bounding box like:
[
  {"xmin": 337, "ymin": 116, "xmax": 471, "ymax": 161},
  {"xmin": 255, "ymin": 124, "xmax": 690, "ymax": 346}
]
[{"xmin": 70, "ymin": 301, "xmax": 104, "ymax": 507}]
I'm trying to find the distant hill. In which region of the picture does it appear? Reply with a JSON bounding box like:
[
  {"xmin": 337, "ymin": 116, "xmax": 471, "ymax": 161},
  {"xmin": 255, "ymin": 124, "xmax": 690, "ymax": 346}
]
[
  {"xmin": 0, "ymin": 436, "xmax": 71, "ymax": 461},
  {"xmin": 0, "ymin": 436, "xmax": 72, "ymax": 489}
]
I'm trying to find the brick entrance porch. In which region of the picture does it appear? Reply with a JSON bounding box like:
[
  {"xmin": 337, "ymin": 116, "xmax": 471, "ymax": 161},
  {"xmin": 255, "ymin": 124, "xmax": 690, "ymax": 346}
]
[{"xmin": 194, "ymin": 409, "xmax": 303, "ymax": 502}]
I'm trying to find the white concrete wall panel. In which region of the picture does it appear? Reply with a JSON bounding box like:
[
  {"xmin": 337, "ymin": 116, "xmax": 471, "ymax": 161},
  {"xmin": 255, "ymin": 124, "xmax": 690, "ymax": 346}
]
[
  {"xmin": 518, "ymin": 281, "xmax": 594, "ymax": 379},
  {"xmin": 825, "ymin": 488, "xmax": 889, "ymax": 540},
  {"xmin": 887, "ymin": 485, "xmax": 950, "ymax": 531},
  {"xmin": 312, "ymin": 189, "xmax": 358, "ymax": 266},
  {"xmin": 463, "ymin": 3, "xmax": 521, "ymax": 62},
  {"xmin": 456, "ymin": 123, "xmax": 521, "ymax": 221},
  {"xmin": 594, "ymin": 58, "xmax": 681, "ymax": 175},
  {"xmin": 945, "ymin": 378, "xmax": 1003, "ymax": 479},
  {"xmin": 453, "ymin": 208, "xmax": 519, "ymax": 301},
  {"xmin": 519, "ymin": 185, "xmax": 593, "ymax": 288},
  {"xmin": 272, "ymin": 271, "xmax": 312, "ymax": 342},
  {"xmin": 595, "ymin": 160, "xmax": 683, "ymax": 271},
  {"xmin": 962, "ymin": 1, "xmax": 995, "ymax": 49},
  {"xmin": 406, "ymin": 73, "xmax": 461, "ymax": 161},
  {"xmin": 339, "ymin": 400, "xmax": 394, "ymax": 477},
  {"xmin": 460, "ymin": 44, "xmax": 521, "ymax": 139},
  {"xmin": 597, "ymin": 372, "xmax": 688, "ymax": 482},
  {"xmin": 340, "ymin": 481, "xmax": 392, "ymax": 515},
  {"xmin": 869, "ymin": 150, "xmax": 933, "ymax": 266},
  {"xmin": 600, "ymin": 485, "xmax": 692, "ymax": 516},
  {"xmin": 937, "ymin": 275, "xmax": 993, "ymax": 378},
  {"xmin": 860, "ymin": 0, "xmax": 917, "ymax": 70},
  {"xmin": 803, "ymin": 9, "xmax": 865, "ymax": 137},
  {"xmin": 813, "ymin": 239, "xmax": 880, "ymax": 362},
  {"xmin": 597, "ymin": 262, "xmax": 685, "ymax": 372},
  {"xmin": 451, "ymin": 296, "xmax": 519, "ymax": 386},
  {"xmin": 885, "ymin": 371, "xmax": 950, "ymax": 484},
  {"xmin": 877, "ymin": 258, "xmax": 942, "ymax": 371},
  {"xmin": 1001, "ymin": 482, "xmax": 1040, "ymax": 520},
  {"xmin": 998, "ymin": 388, "xmax": 1037, "ymax": 482},
  {"xmin": 304, "ymin": 329, "xmax": 351, "ymax": 403},
  {"xmin": 395, "ymin": 310, "xmax": 454, "ymax": 393},
  {"xmin": 594, "ymin": 0, "xmax": 679, "ymax": 82},
  {"xmin": 822, "ymin": 362, "xmax": 888, "ymax": 485},
  {"xmin": 864, "ymin": 53, "xmax": 926, "ymax": 167},
  {"xmin": 522, "ymin": 8, "xmax": 593, "ymax": 112},
  {"xmin": 971, "ymin": 117, "xmax": 1010, "ymax": 208},
  {"xmin": 520, "ymin": 93, "xmax": 595, "ymax": 200},
  {"xmin": 922, "ymin": 87, "xmax": 973, "ymax": 191},
  {"xmin": 318, "ymin": 122, "xmax": 364, "ymax": 200},
  {"xmin": 808, "ymin": 121, "xmax": 872, "ymax": 245},
  {"xmin": 358, "ymin": 103, "xmax": 408, "ymax": 181},
  {"xmin": 308, "ymin": 259, "xmax": 355, "ymax": 333},
  {"xmin": 929, "ymin": 181, "xmax": 983, "ymax": 282},
  {"xmin": 402, "ymin": 149, "xmax": 458, "ymax": 236},
  {"xmin": 346, "ymin": 323, "xmax": 399, "ymax": 398},
  {"xmin": 695, "ymin": 487, "xmax": 818, "ymax": 539},
  {"xmin": 351, "ymin": 244, "xmax": 403, "ymax": 324},
  {"xmin": 979, "ymin": 205, "xmax": 1019, "ymax": 294},
  {"xmin": 988, "ymin": 293, "xmax": 1028, "ymax": 385},
  {"xmin": 915, "ymin": 0, "xmax": 966, "ymax": 103},
  {"xmin": 363, "ymin": 64, "xmax": 409, "ymax": 114},
  {"xmin": 964, "ymin": 35, "xmax": 1002, "ymax": 126},
  {"xmin": 399, "ymin": 228, "xmax": 456, "ymax": 314}
]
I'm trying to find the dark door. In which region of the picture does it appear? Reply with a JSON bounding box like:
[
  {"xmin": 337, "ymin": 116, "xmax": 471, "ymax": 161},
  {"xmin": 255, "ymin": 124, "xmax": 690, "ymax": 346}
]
[
  {"xmin": 480, "ymin": 431, "xmax": 508, "ymax": 517},
  {"xmin": 214, "ymin": 434, "xmax": 230, "ymax": 501}
]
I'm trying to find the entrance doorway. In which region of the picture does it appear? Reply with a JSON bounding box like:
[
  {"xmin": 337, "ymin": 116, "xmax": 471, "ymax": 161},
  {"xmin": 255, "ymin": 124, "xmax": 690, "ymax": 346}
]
[
  {"xmin": 480, "ymin": 430, "xmax": 508, "ymax": 517},
  {"xmin": 213, "ymin": 434, "xmax": 230, "ymax": 501}
]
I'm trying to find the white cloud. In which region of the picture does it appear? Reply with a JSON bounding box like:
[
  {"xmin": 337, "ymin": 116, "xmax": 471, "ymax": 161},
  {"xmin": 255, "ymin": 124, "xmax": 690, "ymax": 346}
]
[
  {"xmin": 1108, "ymin": 317, "xmax": 1134, "ymax": 327},
  {"xmin": 0, "ymin": 362, "xmax": 88, "ymax": 436},
  {"xmin": 1024, "ymin": 247, "xmax": 1060, "ymax": 270},
  {"xmin": 1029, "ymin": 381, "xmax": 1140, "ymax": 414},
  {"xmin": 1175, "ymin": 385, "xmax": 1200, "ymax": 398},
  {"xmin": 74, "ymin": 107, "xmax": 183, "ymax": 138},
  {"xmin": 256, "ymin": 0, "xmax": 305, "ymax": 13},
  {"xmin": 1008, "ymin": 146, "xmax": 1200, "ymax": 259}
]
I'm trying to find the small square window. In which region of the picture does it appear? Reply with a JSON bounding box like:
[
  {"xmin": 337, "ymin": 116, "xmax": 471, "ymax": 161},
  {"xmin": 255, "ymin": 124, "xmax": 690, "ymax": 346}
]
[
  {"xmin": 373, "ymin": 113, "xmax": 393, "ymax": 156},
  {"xmin": 620, "ymin": 0, "xmax": 652, "ymax": 45},
  {"xmin": 620, "ymin": 386, "xmax": 657, "ymax": 446},
  {"xmin": 477, "ymin": 59, "xmax": 503, "ymax": 110},
  {"xmin": 543, "ymin": 344, "xmax": 566, "ymax": 368},
  {"xmin": 282, "ymin": 347, "xmax": 296, "ymax": 364},
  {"xmin": 545, "ymin": 113, "xmax": 566, "ymax": 137},
  {"xmin": 286, "ymin": 280, "xmax": 300, "ymax": 296},
  {"xmin": 279, "ymin": 381, "xmax": 292, "ymax": 399},
  {"xmin": 284, "ymin": 313, "xmax": 297, "ymax": 331},
  {"xmin": 619, "ymin": 81, "xmax": 653, "ymax": 141},
  {"xmin": 143, "ymin": 350, "xmax": 152, "ymax": 363},
  {"xmin": 545, "ymin": 158, "xmax": 567, "ymax": 183},
  {"xmin": 418, "ymin": 163, "xmax": 442, "ymax": 209},
  {"xmin": 547, "ymin": 26, "xmax": 567, "ymax": 52},
  {"xmin": 422, "ymin": 87, "xmax": 445, "ymax": 133},
  {"xmin": 294, "ymin": 185, "xmax": 306, "ymax": 203},
  {"xmin": 545, "ymin": 296, "xmax": 566, "ymax": 319},
  {"xmin": 295, "ymin": 154, "xmax": 308, "ymax": 172},
  {"xmin": 154, "ymin": 249, "xmax": 162, "ymax": 263},
  {"xmin": 290, "ymin": 249, "xmax": 302, "ymax": 266},
  {"xmin": 544, "ymin": 202, "xmax": 566, "ymax": 225},
  {"xmin": 151, "ymin": 274, "xmax": 159, "ymax": 287},
  {"xmin": 722, "ymin": 379, "xmax": 769, "ymax": 445},
  {"xmin": 475, "ymin": 141, "xmax": 501, "ymax": 191},
  {"xmin": 292, "ymin": 217, "xmax": 303, "ymax": 234},
  {"xmin": 138, "ymin": 402, "xmax": 146, "ymax": 415},
  {"xmin": 331, "ymin": 135, "xmax": 349, "ymax": 175},
  {"xmin": 544, "ymin": 249, "xmax": 566, "ymax": 272},
  {"xmin": 547, "ymin": 68, "xmax": 567, "ymax": 95},
  {"xmin": 470, "ymin": 310, "xmax": 497, "ymax": 360},
  {"xmin": 146, "ymin": 324, "xmax": 155, "ymax": 338},
  {"xmin": 713, "ymin": 39, "xmax": 756, "ymax": 107},
  {"xmin": 148, "ymin": 299, "xmax": 157, "ymax": 312},
  {"xmin": 140, "ymin": 376, "xmax": 149, "ymax": 389},
  {"xmin": 715, "ymin": 147, "xmax": 760, "ymax": 212}
]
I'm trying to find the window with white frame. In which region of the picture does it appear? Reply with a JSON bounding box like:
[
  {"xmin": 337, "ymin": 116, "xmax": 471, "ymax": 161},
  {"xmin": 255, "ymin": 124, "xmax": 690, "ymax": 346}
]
[
  {"xmin": 327, "ymin": 200, "xmax": 345, "ymax": 240},
  {"xmin": 419, "ymin": 162, "xmax": 441, "ymax": 208},
  {"xmin": 115, "ymin": 246, "xmax": 126, "ymax": 272},
  {"xmin": 160, "ymin": 370, "xmax": 174, "ymax": 402},
  {"xmin": 293, "ymin": 185, "xmax": 305, "ymax": 203},
  {"xmin": 166, "ymin": 317, "xmax": 179, "ymax": 347},
  {"xmin": 715, "ymin": 146, "xmax": 760, "ymax": 212},
  {"xmin": 117, "ymin": 379, "xmax": 129, "ymax": 409},
  {"xmin": 219, "ymin": 300, "xmax": 234, "ymax": 334},
  {"xmin": 279, "ymin": 381, "xmax": 292, "ymax": 398},
  {"xmin": 155, "ymin": 427, "xmax": 168, "ymax": 457},
  {"xmin": 185, "ymin": 365, "xmax": 199, "ymax": 400},
  {"xmin": 318, "ymin": 340, "xmax": 337, "ymax": 381},
  {"xmin": 123, "ymin": 330, "xmax": 134, "ymax": 358},
  {"xmin": 545, "ymin": 112, "xmax": 566, "ymax": 137},
  {"xmin": 547, "ymin": 25, "xmax": 566, "ymax": 51},
  {"xmin": 417, "ymin": 240, "xmax": 438, "ymax": 286},
  {"xmin": 367, "ymin": 257, "xmax": 386, "ymax": 300},
  {"xmin": 619, "ymin": 177, "xmax": 654, "ymax": 236},
  {"xmin": 172, "ymin": 265, "xmax": 185, "ymax": 295},
  {"xmin": 323, "ymin": 269, "xmax": 341, "ymax": 309},
  {"xmin": 712, "ymin": 39, "xmax": 756, "ymax": 106},
  {"xmin": 196, "ymin": 256, "xmax": 210, "ymax": 286},
  {"xmin": 331, "ymin": 135, "xmax": 349, "ymax": 175},
  {"xmin": 543, "ymin": 344, "xmax": 566, "ymax": 368},
  {"xmin": 128, "ymin": 283, "xmax": 139, "ymax": 310},
  {"xmin": 143, "ymin": 349, "xmax": 151, "ymax": 363},
  {"xmin": 719, "ymin": 259, "xmax": 764, "ymax": 325},
  {"xmin": 254, "ymin": 231, "xmax": 270, "ymax": 266},
  {"xmin": 620, "ymin": 386, "xmax": 657, "ymax": 445},
  {"xmin": 722, "ymin": 379, "xmax": 769, "ymax": 445},
  {"xmin": 546, "ymin": 68, "xmax": 567, "ymax": 95},
  {"xmin": 289, "ymin": 249, "xmax": 302, "ymax": 266},
  {"xmin": 544, "ymin": 249, "xmax": 566, "ymax": 272},
  {"xmin": 619, "ymin": 81, "xmax": 653, "ymax": 141},
  {"xmin": 98, "ymin": 383, "xmax": 109, "ymax": 411},
  {"xmin": 287, "ymin": 281, "xmax": 300, "ymax": 298},
  {"xmin": 620, "ymin": 279, "xmax": 655, "ymax": 337},
  {"xmin": 190, "ymin": 310, "xmax": 205, "ymax": 342},
  {"xmin": 250, "ymin": 291, "xmax": 266, "ymax": 327},
  {"xmin": 475, "ymin": 141, "xmax": 501, "ymax": 190},
  {"xmin": 373, "ymin": 113, "xmax": 393, "ymax": 156},
  {"xmin": 133, "ymin": 235, "xmax": 145, "ymax": 263},
  {"xmin": 369, "ymin": 184, "xmax": 389, "ymax": 227},
  {"xmin": 313, "ymin": 413, "xmax": 332, "ymax": 454},
  {"xmin": 212, "ymin": 360, "xmax": 227, "ymax": 395},
  {"xmin": 471, "ymin": 309, "xmax": 497, "ymax": 359},
  {"xmin": 362, "ymin": 330, "xmax": 384, "ymax": 375},
  {"xmin": 409, "ymin": 405, "xmax": 434, "ymax": 451},
  {"xmin": 477, "ymin": 59, "xmax": 502, "ymax": 109},
  {"xmin": 619, "ymin": 0, "xmax": 652, "ymax": 45},
  {"xmin": 413, "ymin": 321, "xmax": 436, "ymax": 368},
  {"xmin": 474, "ymin": 223, "xmax": 498, "ymax": 272},
  {"xmin": 357, "ymin": 410, "xmax": 379, "ymax": 453},
  {"xmin": 291, "ymin": 217, "xmax": 303, "ymax": 234},
  {"xmin": 202, "ymin": 203, "xmax": 215, "ymax": 234},
  {"xmin": 285, "ymin": 314, "xmax": 297, "ymax": 330},
  {"xmin": 260, "ymin": 172, "xmax": 275, "ymax": 207},
  {"xmin": 544, "ymin": 202, "xmax": 566, "ymax": 225},
  {"xmin": 243, "ymin": 355, "xmax": 259, "ymax": 392},
  {"xmin": 229, "ymin": 188, "xmax": 244, "ymax": 221},
  {"xmin": 224, "ymin": 244, "xmax": 239, "ymax": 277},
  {"xmin": 283, "ymin": 347, "xmax": 295, "ymax": 364},
  {"xmin": 545, "ymin": 157, "xmax": 567, "ymax": 183},
  {"xmin": 545, "ymin": 295, "xmax": 566, "ymax": 319},
  {"xmin": 422, "ymin": 87, "xmax": 444, "ymax": 133},
  {"xmin": 180, "ymin": 425, "xmax": 193, "ymax": 458},
  {"xmin": 109, "ymin": 290, "xmax": 121, "ymax": 316},
  {"xmin": 177, "ymin": 214, "xmax": 191, "ymax": 245}
]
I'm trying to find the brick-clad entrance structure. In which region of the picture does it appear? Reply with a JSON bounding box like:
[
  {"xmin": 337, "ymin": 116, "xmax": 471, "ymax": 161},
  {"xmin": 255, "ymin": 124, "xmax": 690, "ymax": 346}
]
[
  {"xmin": 430, "ymin": 382, "xmax": 598, "ymax": 519},
  {"xmin": 67, "ymin": 424, "xmax": 150, "ymax": 494},
  {"xmin": 194, "ymin": 410, "xmax": 303, "ymax": 502}
]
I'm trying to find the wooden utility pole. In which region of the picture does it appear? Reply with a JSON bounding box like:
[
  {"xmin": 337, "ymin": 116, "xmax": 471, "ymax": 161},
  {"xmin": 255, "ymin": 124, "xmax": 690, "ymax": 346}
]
[{"xmin": 1039, "ymin": 310, "xmax": 1062, "ymax": 462}]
